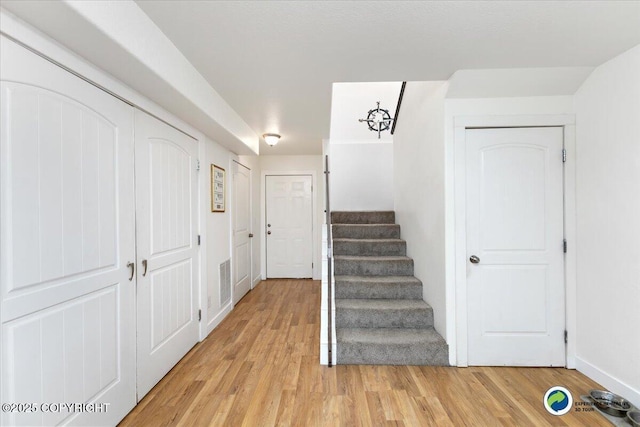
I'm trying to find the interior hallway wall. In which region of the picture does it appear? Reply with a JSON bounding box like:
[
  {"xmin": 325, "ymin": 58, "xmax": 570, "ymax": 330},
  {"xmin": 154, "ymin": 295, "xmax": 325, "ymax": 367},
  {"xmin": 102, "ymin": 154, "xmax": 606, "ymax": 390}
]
[
  {"xmin": 204, "ymin": 138, "xmax": 235, "ymax": 332},
  {"xmin": 393, "ymin": 81, "xmax": 449, "ymax": 344},
  {"xmin": 574, "ymin": 44, "xmax": 640, "ymax": 406},
  {"xmin": 329, "ymin": 142, "xmax": 394, "ymax": 211}
]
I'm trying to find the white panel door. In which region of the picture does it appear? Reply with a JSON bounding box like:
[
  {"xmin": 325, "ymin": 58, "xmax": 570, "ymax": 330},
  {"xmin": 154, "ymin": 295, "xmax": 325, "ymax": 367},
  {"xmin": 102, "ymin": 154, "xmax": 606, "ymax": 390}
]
[
  {"xmin": 232, "ymin": 161, "xmax": 252, "ymax": 304},
  {"xmin": 134, "ymin": 111, "xmax": 199, "ymax": 399},
  {"xmin": 466, "ymin": 127, "xmax": 565, "ymax": 366},
  {"xmin": 266, "ymin": 175, "xmax": 313, "ymax": 278},
  {"xmin": 0, "ymin": 36, "xmax": 136, "ymax": 426}
]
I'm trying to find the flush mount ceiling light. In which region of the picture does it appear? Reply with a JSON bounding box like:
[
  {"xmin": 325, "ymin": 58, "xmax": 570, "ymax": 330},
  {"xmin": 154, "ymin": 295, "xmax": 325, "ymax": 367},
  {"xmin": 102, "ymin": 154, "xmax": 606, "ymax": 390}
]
[{"xmin": 263, "ymin": 133, "xmax": 281, "ymax": 147}]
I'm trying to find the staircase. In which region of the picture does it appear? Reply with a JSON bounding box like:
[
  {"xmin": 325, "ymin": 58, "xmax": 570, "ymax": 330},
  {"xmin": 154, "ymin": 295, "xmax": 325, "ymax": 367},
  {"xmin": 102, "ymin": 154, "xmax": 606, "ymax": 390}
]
[{"xmin": 332, "ymin": 211, "xmax": 448, "ymax": 365}]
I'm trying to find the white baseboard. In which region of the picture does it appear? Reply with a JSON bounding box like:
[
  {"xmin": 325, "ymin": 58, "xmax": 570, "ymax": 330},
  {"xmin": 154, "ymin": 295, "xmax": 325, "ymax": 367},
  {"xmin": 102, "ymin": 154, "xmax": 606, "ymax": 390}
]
[
  {"xmin": 206, "ymin": 301, "xmax": 233, "ymax": 335},
  {"xmin": 576, "ymin": 356, "xmax": 640, "ymax": 408}
]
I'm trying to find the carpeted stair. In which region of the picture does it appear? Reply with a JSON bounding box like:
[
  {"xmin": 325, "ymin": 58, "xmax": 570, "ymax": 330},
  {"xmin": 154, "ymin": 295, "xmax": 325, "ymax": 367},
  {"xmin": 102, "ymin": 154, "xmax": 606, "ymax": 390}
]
[{"xmin": 332, "ymin": 211, "xmax": 449, "ymax": 365}]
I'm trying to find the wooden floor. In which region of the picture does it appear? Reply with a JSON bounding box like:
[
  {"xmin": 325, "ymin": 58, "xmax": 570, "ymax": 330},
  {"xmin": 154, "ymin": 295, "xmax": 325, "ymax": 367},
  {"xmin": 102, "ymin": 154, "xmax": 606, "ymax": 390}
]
[{"xmin": 120, "ymin": 279, "xmax": 609, "ymax": 427}]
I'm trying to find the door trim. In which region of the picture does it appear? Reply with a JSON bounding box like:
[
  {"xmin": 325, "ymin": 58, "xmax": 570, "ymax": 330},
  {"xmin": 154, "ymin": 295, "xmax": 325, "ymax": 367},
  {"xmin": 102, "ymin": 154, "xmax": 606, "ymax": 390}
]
[
  {"xmin": 453, "ymin": 114, "xmax": 577, "ymax": 368},
  {"xmin": 261, "ymin": 170, "xmax": 317, "ymax": 280}
]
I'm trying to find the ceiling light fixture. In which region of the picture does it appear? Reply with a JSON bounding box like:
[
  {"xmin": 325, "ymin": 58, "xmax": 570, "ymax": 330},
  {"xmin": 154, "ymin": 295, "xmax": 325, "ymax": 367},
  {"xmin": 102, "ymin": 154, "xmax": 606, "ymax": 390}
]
[{"xmin": 263, "ymin": 133, "xmax": 281, "ymax": 147}]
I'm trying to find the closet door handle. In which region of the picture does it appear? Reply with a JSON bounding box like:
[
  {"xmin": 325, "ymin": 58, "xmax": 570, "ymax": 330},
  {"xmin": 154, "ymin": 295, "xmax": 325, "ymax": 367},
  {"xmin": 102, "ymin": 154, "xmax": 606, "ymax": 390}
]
[
  {"xmin": 142, "ymin": 259, "xmax": 148, "ymax": 276},
  {"xmin": 127, "ymin": 262, "xmax": 135, "ymax": 281}
]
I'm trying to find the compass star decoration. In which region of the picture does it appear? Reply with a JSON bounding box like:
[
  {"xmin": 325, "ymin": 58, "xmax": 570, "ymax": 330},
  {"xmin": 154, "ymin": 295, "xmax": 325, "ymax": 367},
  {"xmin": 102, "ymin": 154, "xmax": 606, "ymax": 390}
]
[{"xmin": 358, "ymin": 101, "xmax": 395, "ymax": 139}]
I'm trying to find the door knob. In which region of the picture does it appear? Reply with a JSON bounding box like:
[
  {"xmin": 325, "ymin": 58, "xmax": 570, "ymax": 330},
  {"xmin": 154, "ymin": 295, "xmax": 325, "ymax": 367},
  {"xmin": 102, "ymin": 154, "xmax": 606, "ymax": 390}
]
[
  {"xmin": 267, "ymin": 231, "xmax": 271, "ymax": 235},
  {"xmin": 267, "ymin": 224, "xmax": 271, "ymax": 227},
  {"xmin": 249, "ymin": 233, "xmax": 254, "ymax": 238},
  {"xmin": 469, "ymin": 255, "xmax": 480, "ymax": 264}
]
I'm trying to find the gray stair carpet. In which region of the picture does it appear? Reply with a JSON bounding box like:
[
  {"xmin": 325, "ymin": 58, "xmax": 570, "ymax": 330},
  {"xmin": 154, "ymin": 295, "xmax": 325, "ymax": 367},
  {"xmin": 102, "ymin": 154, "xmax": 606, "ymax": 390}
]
[{"xmin": 332, "ymin": 211, "xmax": 448, "ymax": 366}]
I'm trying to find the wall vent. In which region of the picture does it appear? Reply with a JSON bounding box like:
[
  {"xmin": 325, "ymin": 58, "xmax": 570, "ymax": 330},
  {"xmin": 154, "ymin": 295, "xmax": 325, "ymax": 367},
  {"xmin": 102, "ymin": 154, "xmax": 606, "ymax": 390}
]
[{"xmin": 219, "ymin": 259, "xmax": 231, "ymax": 306}]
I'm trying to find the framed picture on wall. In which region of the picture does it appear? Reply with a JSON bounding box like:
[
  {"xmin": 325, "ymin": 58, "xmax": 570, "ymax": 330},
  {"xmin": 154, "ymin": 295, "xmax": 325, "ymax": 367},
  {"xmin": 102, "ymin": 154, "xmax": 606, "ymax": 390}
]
[{"xmin": 211, "ymin": 164, "xmax": 225, "ymax": 212}]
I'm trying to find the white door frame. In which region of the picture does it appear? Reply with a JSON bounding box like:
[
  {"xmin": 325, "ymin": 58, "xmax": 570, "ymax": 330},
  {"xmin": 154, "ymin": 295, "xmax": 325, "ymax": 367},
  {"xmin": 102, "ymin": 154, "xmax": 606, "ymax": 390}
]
[
  {"xmin": 453, "ymin": 114, "xmax": 577, "ymax": 368},
  {"xmin": 261, "ymin": 170, "xmax": 317, "ymax": 280}
]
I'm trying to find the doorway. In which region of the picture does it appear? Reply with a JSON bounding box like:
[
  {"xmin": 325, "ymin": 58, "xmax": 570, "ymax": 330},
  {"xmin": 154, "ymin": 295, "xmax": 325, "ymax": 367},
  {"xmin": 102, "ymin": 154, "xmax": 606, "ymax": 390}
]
[
  {"xmin": 232, "ymin": 161, "xmax": 252, "ymax": 304},
  {"xmin": 134, "ymin": 110, "xmax": 199, "ymax": 398},
  {"xmin": 265, "ymin": 175, "xmax": 313, "ymax": 278},
  {"xmin": 464, "ymin": 126, "xmax": 566, "ymax": 366}
]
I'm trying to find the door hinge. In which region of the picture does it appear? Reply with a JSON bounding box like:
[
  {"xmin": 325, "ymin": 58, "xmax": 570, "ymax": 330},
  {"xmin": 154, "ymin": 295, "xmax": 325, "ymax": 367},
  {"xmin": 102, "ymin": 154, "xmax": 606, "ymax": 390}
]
[
  {"xmin": 197, "ymin": 234, "xmax": 201, "ymax": 245},
  {"xmin": 197, "ymin": 159, "xmax": 201, "ymax": 171},
  {"xmin": 198, "ymin": 309, "xmax": 202, "ymax": 322},
  {"xmin": 563, "ymin": 239, "xmax": 567, "ymax": 253},
  {"xmin": 562, "ymin": 149, "xmax": 567, "ymax": 163},
  {"xmin": 564, "ymin": 330, "xmax": 568, "ymax": 344}
]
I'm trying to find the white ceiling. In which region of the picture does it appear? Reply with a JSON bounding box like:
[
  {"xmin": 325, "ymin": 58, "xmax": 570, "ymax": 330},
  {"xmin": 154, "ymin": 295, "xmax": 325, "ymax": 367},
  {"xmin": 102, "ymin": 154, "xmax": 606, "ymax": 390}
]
[
  {"xmin": 136, "ymin": 1, "xmax": 640, "ymax": 155},
  {"xmin": 3, "ymin": 1, "xmax": 639, "ymax": 156}
]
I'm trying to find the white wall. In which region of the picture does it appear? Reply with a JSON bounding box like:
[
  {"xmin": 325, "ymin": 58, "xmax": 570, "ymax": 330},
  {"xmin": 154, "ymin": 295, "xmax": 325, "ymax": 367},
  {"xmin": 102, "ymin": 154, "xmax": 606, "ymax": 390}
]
[
  {"xmin": 203, "ymin": 138, "xmax": 236, "ymax": 332},
  {"xmin": 328, "ymin": 82, "xmax": 400, "ymax": 211},
  {"xmin": 329, "ymin": 142, "xmax": 394, "ymax": 211},
  {"xmin": 259, "ymin": 155, "xmax": 324, "ymax": 280},
  {"xmin": 574, "ymin": 45, "xmax": 640, "ymax": 406},
  {"xmin": 446, "ymin": 67, "xmax": 593, "ymax": 99},
  {"xmin": 393, "ymin": 81, "xmax": 448, "ymax": 339},
  {"xmin": 330, "ymin": 82, "xmax": 401, "ymax": 144},
  {"xmin": 238, "ymin": 155, "xmax": 263, "ymax": 287}
]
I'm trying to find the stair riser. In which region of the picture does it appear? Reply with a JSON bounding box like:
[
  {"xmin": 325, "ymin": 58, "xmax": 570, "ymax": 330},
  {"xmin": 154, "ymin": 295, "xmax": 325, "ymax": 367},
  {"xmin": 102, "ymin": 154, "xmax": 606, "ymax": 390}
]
[
  {"xmin": 335, "ymin": 282, "xmax": 422, "ymax": 299},
  {"xmin": 336, "ymin": 307, "xmax": 433, "ymax": 328},
  {"xmin": 333, "ymin": 240, "xmax": 406, "ymax": 256},
  {"xmin": 331, "ymin": 211, "xmax": 395, "ymax": 224},
  {"xmin": 337, "ymin": 342, "xmax": 449, "ymax": 366},
  {"xmin": 332, "ymin": 225, "xmax": 400, "ymax": 239},
  {"xmin": 334, "ymin": 259, "xmax": 413, "ymax": 276}
]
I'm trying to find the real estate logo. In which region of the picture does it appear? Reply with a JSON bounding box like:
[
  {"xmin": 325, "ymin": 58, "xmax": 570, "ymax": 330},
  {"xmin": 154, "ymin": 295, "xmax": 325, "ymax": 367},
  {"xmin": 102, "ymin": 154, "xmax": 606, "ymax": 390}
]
[{"xmin": 543, "ymin": 386, "xmax": 573, "ymax": 416}]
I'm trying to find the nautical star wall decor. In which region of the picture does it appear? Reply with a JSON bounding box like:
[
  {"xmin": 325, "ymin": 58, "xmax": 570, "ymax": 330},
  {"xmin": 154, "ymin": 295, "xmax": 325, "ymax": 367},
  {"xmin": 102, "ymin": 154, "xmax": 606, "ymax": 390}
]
[{"xmin": 358, "ymin": 101, "xmax": 395, "ymax": 139}]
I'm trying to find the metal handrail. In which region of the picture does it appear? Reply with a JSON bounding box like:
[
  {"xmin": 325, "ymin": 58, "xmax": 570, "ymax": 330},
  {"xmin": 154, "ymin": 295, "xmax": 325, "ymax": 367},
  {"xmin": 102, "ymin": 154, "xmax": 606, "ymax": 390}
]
[
  {"xmin": 324, "ymin": 154, "xmax": 333, "ymax": 367},
  {"xmin": 390, "ymin": 81, "xmax": 406, "ymax": 135}
]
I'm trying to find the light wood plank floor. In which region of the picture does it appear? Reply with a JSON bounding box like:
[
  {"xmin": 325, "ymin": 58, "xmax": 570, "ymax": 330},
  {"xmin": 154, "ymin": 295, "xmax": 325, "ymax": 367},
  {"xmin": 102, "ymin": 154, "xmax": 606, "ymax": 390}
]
[{"xmin": 120, "ymin": 279, "xmax": 609, "ymax": 427}]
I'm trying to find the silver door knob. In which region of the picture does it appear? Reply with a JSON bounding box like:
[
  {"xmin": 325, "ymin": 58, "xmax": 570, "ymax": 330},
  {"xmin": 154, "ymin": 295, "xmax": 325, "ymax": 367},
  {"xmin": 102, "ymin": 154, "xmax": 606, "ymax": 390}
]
[{"xmin": 469, "ymin": 255, "xmax": 480, "ymax": 264}]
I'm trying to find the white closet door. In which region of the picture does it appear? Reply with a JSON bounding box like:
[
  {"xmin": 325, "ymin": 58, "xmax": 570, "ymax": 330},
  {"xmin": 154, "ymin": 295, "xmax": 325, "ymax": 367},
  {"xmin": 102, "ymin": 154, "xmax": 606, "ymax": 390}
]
[
  {"xmin": 466, "ymin": 127, "xmax": 565, "ymax": 366},
  {"xmin": 134, "ymin": 111, "xmax": 199, "ymax": 399},
  {"xmin": 232, "ymin": 161, "xmax": 252, "ymax": 304},
  {"xmin": 0, "ymin": 36, "xmax": 136, "ymax": 426}
]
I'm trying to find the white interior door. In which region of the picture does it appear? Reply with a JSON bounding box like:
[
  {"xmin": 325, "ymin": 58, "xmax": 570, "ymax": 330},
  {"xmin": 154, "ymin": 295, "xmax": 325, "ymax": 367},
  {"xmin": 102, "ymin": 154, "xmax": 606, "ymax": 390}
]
[
  {"xmin": 466, "ymin": 127, "xmax": 565, "ymax": 366},
  {"xmin": 266, "ymin": 175, "xmax": 313, "ymax": 278},
  {"xmin": 135, "ymin": 111, "xmax": 199, "ymax": 399},
  {"xmin": 232, "ymin": 161, "xmax": 252, "ymax": 304},
  {"xmin": 0, "ymin": 36, "xmax": 136, "ymax": 426}
]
